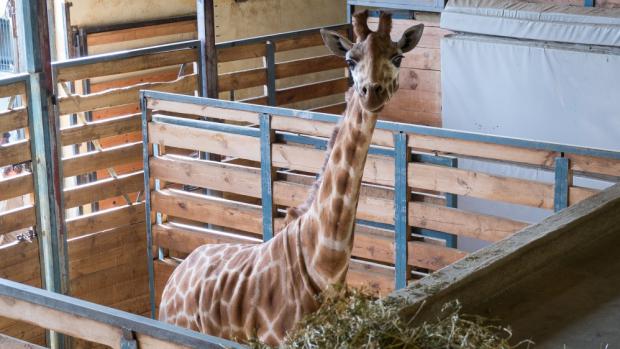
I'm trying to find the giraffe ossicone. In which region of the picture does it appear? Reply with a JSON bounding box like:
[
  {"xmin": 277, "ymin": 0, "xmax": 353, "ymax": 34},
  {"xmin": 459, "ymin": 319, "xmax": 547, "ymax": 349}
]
[{"xmin": 158, "ymin": 10, "xmax": 424, "ymax": 346}]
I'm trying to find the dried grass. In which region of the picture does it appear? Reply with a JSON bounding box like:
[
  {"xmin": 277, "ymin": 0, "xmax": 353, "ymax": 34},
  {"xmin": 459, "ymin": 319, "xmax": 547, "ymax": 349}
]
[{"xmin": 249, "ymin": 285, "xmax": 533, "ymax": 349}]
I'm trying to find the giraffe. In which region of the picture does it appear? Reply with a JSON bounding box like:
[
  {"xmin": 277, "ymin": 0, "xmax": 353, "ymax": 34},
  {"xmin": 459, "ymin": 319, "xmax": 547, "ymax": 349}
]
[{"xmin": 158, "ymin": 11, "xmax": 424, "ymax": 346}]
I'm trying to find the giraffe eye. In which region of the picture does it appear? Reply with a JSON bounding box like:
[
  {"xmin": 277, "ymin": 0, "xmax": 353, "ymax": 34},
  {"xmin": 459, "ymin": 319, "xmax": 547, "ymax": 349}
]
[
  {"xmin": 346, "ymin": 59, "xmax": 357, "ymax": 70},
  {"xmin": 392, "ymin": 55, "xmax": 404, "ymax": 68}
]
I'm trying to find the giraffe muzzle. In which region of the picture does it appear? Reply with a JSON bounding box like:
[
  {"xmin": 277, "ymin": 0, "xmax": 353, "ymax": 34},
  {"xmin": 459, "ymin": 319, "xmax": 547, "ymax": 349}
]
[{"xmin": 360, "ymin": 83, "xmax": 389, "ymax": 112}]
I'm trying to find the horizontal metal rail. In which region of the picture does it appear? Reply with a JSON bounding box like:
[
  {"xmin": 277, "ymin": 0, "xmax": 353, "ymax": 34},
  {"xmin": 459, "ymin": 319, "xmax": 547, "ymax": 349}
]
[
  {"xmin": 0, "ymin": 72, "xmax": 30, "ymax": 85},
  {"xmin": 51, "ymin": 40, "xmax": 201, "ymax": 69},
  {"xmin": 215, "ymin": 23, "xmax": 350, "ymax": 49},
  {"xmin": 0, "ymin": 278, "xmax": 245, "ymax": 348},
  {"xmin": 143, "ymin": 90, "xmax": 620, "ymax": 161}
]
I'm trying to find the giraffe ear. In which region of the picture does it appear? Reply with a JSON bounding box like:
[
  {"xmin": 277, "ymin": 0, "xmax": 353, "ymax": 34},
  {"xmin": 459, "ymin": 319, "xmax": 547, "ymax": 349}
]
[
  {"xmin": 398, "ymin": 24, "xmax": 424, "ymax": 53},
  {"xmin": 321, "ymin": 29, "xmax": 353, "ymax": 57}
]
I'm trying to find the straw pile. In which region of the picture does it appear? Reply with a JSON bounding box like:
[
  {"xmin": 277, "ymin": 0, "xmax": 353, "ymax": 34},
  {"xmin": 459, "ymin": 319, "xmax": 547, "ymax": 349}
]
[{"xmin": 250, "ymin": 285, "xmax": 533, "ymax": 349}]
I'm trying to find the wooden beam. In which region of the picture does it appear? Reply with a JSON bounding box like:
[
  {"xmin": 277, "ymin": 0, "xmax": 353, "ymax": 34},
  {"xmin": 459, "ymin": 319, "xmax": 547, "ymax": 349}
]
[
  {"xmin": 57, "ymin": 73, "xmax": 197, "ymax": 115},
  {"xmin": 0, "ymin": 108, "xmax": 29, "ymax": 134},
  {"xmin": 60, "ymin": 113, "xmax": 141, "ymax": 146},
  {"xmin": 0, "ymin": 140, "xmax": 31, "ymax": 168},
  {"xmin": 218, "ymin": 67, "xmax": 267, "ymax": 92},
  {"xmin": 197, "ymin": 0, "xmax": 218, "ymax": 98},
  {"xmin": 0, "ymin": 332, "xmax": 46, "ymax": 349},
  {"xmin": 62, "ymin": 141, "xmax": 142, "ymax": 178},
  {"xmin": 275, "ymin": 77, "xmax": 349, "ymax": 106},
  {"xmin": 0, "ymin": 81, "xmax": 26, "ymax": 99},
  {"xmin": 217, "ymin": 43, "xmax": 266, "ymax": 63},
  {"xmin": 275, "ymin": 55, "xmax": 345, "ymax": 80},
  {"xmin": 56, "ymin": 49, "xmax": 199, "ymax": 82},
  {"xmin": 65, "ymin": 203, "xmax": 145, "ymax": 239},
  {"xmin": 153, "ymin": 223, "xmax": 261, "ymax": 254},
  {"xmin": 63, "ymin": 171, "xmax": 143, "ymax": 208},
  {"xmin": 0, "ymin": 173, "xmax": 33, "ymax": 202},
  {"xmin": 87, "ymin": 20, "xmax": 197, "ymax": 47},
  {"xmin": 151, "ymin": 189, "xmax": 263, "ymax": 234},
  {"xmin": 0, "ymin": 206, "xmax": 36, "ymax": 235}
]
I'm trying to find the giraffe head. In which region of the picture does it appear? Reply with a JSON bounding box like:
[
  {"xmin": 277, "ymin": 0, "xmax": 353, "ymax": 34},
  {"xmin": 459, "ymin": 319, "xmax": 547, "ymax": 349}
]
[{"xmin": 321, "ymin": 11, "xmax": 424, "ymax": 112}]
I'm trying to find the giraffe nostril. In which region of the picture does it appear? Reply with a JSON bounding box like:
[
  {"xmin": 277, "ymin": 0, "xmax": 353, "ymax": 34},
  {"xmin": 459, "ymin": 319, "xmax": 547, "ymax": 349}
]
[
  {"xmin": 374, "ymin": 85, "xmax": 383, "ymax": 94},
  {"xmin": 361, "ymin": 86, "xmax": 368, "ymax": 96}
]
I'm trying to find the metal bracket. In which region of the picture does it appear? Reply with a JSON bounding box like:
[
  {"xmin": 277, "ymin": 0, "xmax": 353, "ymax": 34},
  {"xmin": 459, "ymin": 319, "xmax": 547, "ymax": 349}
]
[{"xmin": 120, "ymin": 328, "xmax": 137, "ymax": 349}]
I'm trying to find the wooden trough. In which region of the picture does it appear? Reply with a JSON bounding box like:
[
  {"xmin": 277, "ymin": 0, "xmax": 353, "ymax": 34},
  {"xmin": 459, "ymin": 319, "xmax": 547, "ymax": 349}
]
[{"xmin": 389, "ymin": 183, "xmax": 620, "ymax": 348}]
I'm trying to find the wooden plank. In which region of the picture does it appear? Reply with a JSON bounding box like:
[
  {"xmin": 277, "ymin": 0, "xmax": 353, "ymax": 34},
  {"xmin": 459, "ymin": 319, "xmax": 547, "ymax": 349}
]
[
  {"xmin": 275, "ymin": 55, "xmax": 345, "ymax": 79},
  {"xmin": 382, "ymin": 89, "xmax": 441, "ymax": 114},
  {"xmin": 369, "ymin": 18, "xmax": 450, "ymax": 49},
  {"xmin": 0, "ymin": 295, "xmax": 122, "ymax": 348},
  {"xmin": 217, "ymin": 43, "xmax": 266, "ymax": 63},
  {"xmin": 0, "ymin": 206, "xmax": 35, "ymax": 235},
  {"xmin": 64, "ymin": 171, "xmax": 143, "ymax": 208},
  {"xmin": 0, "ymin": 81, "xmax": 26, "ymax": 99},
  {"xmin": 68, "ymin": 223, "xmax": 145, "ymax": 263},
  {"xmin": 149, "ymin": 99, "xmax": 259, "ymax": 123},
  {"xmin": 148, "ymin": 122, "xmax": 261, "ymax": 161},
  {"xmin": 56, "ymin": 49, "xmax": 199, "ymax": 82},
  {"xmin": 0, "ymin": 333, "xmax": 46, "ymax": 349},
  {"xmin": 569, "ymin": 153, "xmax": 620, "ymax": 178},
  {"xmin": 0, "ymin": 108, "xmax": 28, "ymax": 134},
  {"xmin": 62, "ymin": 142, "xmax": 142, "ymax": 178},
  {"xmin": 65, "ymin": 203, "xmax": 145, "ymax": 239},
  {"xmin": 58, "ymin": 73, "xmax": 197, "ymax": 115},
  {"xmin": 87, "ymin": 20, "xmax": 197, "ymax": 47},
  {"xmin": 397, "ymin": 68, "xmax": 441, "ymax": 93},
  {"xmin": 410, "ymin": 202, "xmax": 529, "ymax": 242},
  {"xmin": 153, "ymin": 224, "xmax": 261, "ymax": 254},
  {"xmin": 61, "ymin": 113, "xmax": 141, "ymax": 146},
  {"xmin": 218, "ymin": 67, "xmax": 267, "ymax": 91},
  {"xmin": 569, "ymin": 186, "xmax": 600, "ymax": 206},
  {"xmin": 409, "ymin": 163, "xmax": 555, "ymax": 209},
  {"xmin": 409, "ymin": 241, "xmax": 467, "ymax": 271},
  {"xmin": 402, "ymin": 47, "xmax": 440, "ymax": 71},
  {"xmin": 347, "ymin": 260, "xmax": 394, "ymax": 296},
  {"xmin": 151, "ymin": 189, "xmax": 263, "ymax": 234},
  {"xmin": 276, "ymin": 77, "xmax": 349, "ymax": 106},
  {"xmin": 380, "ymin": 104, "xmax": 441, "ymax": 126},
  {"xmin": 310, "ymin": 102, "xmax": 346, "ymax": 115},
  {"xmin": 0, "ymin": 140, "xmax": 31, "ymax": 168},
  {"xmin": 0, "ymin": 173, "xmax": 33, "ymax": 202},
  {"xmin": 274, "ymin": 30, "xmax": 347, "ymax": 52},
  {"xmin": 0, "ymin": 259, "xmax": 40, "ymax": 284},
  {"xmin": 409, "ymin": 134, "xmax": 558, "ymax": 168},
  {"xmin": 0, "ymin": 242, "xmax": 39, "ymax": 270}
]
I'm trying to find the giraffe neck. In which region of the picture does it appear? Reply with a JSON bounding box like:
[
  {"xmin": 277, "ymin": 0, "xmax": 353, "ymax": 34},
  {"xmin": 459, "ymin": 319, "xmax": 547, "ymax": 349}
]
[{"xmin": 299, "ymin": 92, "xmax": 378, "ymax": 289}]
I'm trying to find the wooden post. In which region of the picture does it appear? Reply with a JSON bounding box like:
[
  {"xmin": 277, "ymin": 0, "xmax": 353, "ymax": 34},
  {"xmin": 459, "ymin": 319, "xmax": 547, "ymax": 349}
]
[
  {"xmin": 18, "ymin": 0, "xmax": 69, "ymax": 347},
  {"xmin": 196, "ymin": 0, "xmax": 218, "ymax": 99}
]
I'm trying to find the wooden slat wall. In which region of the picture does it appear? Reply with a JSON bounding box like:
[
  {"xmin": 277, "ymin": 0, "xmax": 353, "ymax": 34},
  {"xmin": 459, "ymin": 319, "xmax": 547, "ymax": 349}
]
[
  {"xmin": 369, "ymin": 16, "xmax": 448, "ymax": 127},
  {"xmin": 145, "ymin": 98, "xmax": 620, "ymax": 298},
  {"xmin": 55, "ymin": 46, "xmax": 200, "ymax": 325}
]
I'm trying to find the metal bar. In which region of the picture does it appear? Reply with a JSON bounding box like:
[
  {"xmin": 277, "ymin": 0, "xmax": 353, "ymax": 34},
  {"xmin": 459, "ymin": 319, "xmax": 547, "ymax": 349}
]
[
  {"xmin": 80, "ymin": 15, "xmax": 196, "ymax": 35},
  {"xmin": 51, "ymin": 40, "xmax": 201, "ymax": 69},
  {"xmin": 20, "ymin": 0, "xmax": 69, "ymax": 347},
  {"xmin": 0, "ymin": 72, "xmax": 29, "ymax": 85},
  {"xmin": 554, "ymin": 156, "xmax": 570, "ymax": 212},
  {"xmin": 393, "ymin": 132, "xmax": 410, "ymax": 290},
  {"xmin": 216, "ymin": 23, "xmax": 350, "ymax": 50},
  {"xmin": 0, "ymin": 278, "xmax": 245, "ymax": 348},
  {"xmin": 347, "ymin": 0, "xmax": 444, "ymax": 12},
  {"xmin": 584, "ymin": 0, "xmax": 595, "ymax": 6},
  {"xmin": 265, "ymin": 41, "xmax": 276, "ymax": 106},
  {"xmin": 140, "ymin": 93, "xmax": 157, "ymax": 319},
  {"xmin": 197, "ymin": 0, "xmax": 218, "ymax": 98},
  {"xmin": 444, "ymin": 157, "xmax": 458, "ymax": 248},
  {"xmin": 152, "ymin": 114, "xmax": 261, "ymax": 138},
  {"xmin": 120, "ymin": 328, "xmax": 137, "ymax": 349},
  {"xmin": 142, "ymin": 91, "xmax": 620, "ymax": 161},
  {"xmin": 260, "ymin": 113, "xmax": 275, "ymax": 241}
]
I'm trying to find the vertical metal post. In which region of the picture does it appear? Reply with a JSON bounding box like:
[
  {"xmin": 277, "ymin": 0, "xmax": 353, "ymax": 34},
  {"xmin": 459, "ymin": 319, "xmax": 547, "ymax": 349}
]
[
  {"xmin": 393, "ymin": 132, "xmax": 410, "ymax": 290},
  {"xmin": 196, "ymin": 0, "xmax": 218, "ymax": 99},
  {"xmin": 260, "ymin": 113, "xmax": 275, "ymax": 241},
  {"xmin": 584, "ymin": 0, "xmax": 594, "ymax": 6},
  {"xmin": 554, "ymin": 156, "xmax": 570, "ymax": 212},
  {"xmin": 140, "ymin": 94, "xmax": 157, "ymax": 319},
  {"xmin": 265, "ymin": 41, "xmax": 276, "ymax": 106},
  {"xmin": 19, "ymin": 0, "xmax": 69, "ymax": 347},
  {"xmin": 443, "ymin": 157, "xmax": 458, "ymax": 248}
]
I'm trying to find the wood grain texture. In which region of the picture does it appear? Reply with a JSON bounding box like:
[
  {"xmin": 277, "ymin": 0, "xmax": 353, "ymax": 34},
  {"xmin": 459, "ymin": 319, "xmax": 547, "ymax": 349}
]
[
  {"xmin": 0, "ymin": 108, "xmax": 28, "ymax": 134},
  {"xmin": 0, "ymin": 173, "xmax": 33, "ymax": 202},
  {"xmin": 62, "ymin": 142, "xmax": 142, "ymax": 178},
  {"xmin": 65, "ymin": 203, "xmax": 145, "ymax": 239},
  {"xmin": 0, "ymin": 206, "xmax": 35, "ymax": 235},
  {"xmin": 64, "ymin": 171, "xmax": 143, "ymax": 208},
  {"xmin": 0, "ymin": 140, "xmax": 31, "ymax": 168},
  {"xmin": 61, "ymin": 113, "xmax": 141, "ymax": 146}
]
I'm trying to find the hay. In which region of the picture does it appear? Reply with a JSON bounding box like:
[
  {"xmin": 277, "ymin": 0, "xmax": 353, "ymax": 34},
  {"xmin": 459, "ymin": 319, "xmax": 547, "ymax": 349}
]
[{"xmin": 250, "ymin": 285, "xmax": 533, "ymax": 349}]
